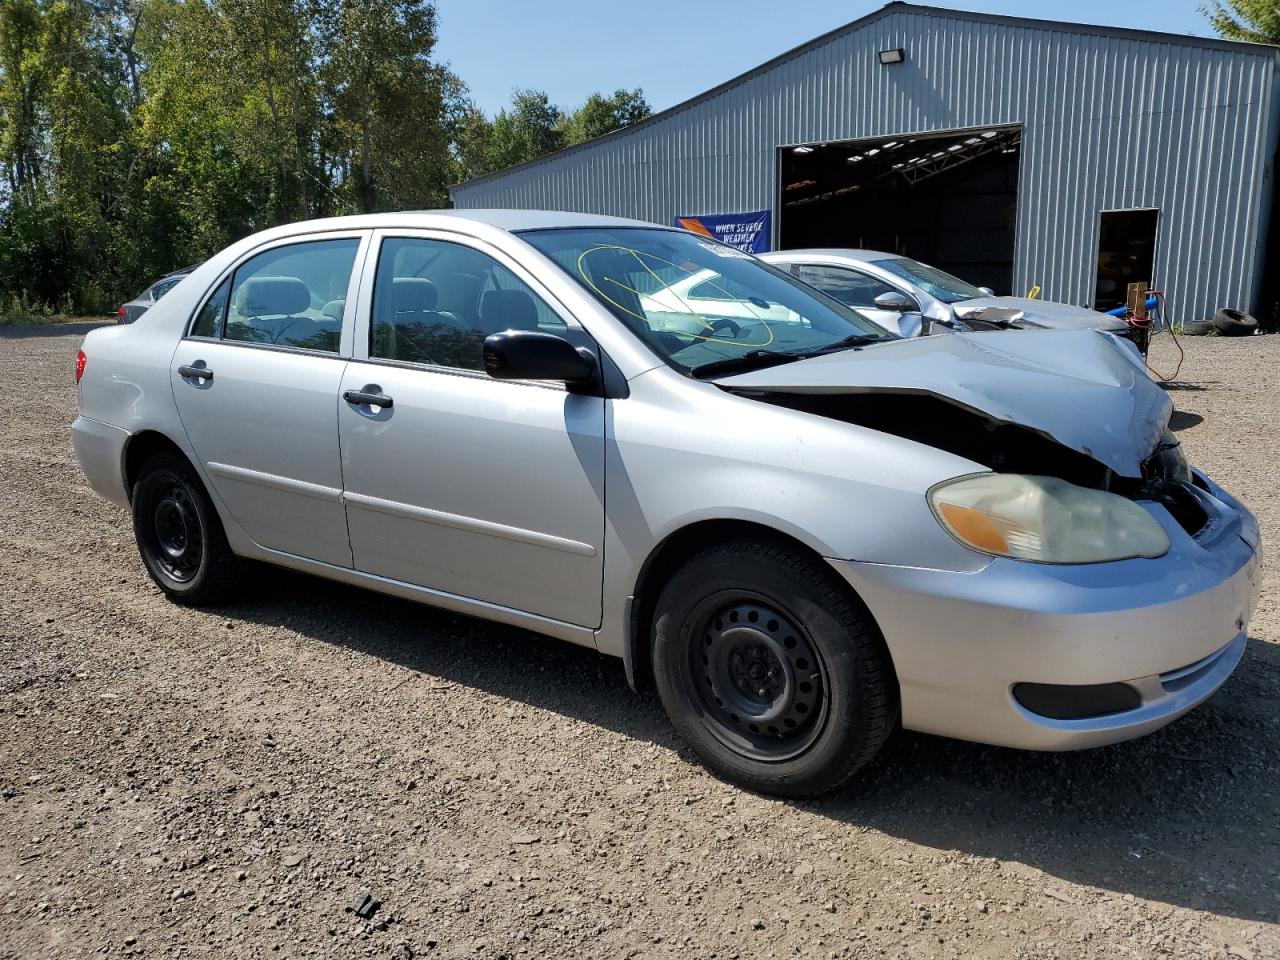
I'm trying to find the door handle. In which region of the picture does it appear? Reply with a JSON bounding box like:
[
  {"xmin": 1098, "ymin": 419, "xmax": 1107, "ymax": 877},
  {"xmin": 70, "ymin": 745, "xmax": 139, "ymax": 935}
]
[
  {"xmin": 343, "ymin": 389, "xmax": 393, "ymax": 408},
  {"xmin": 178, "ymin": 364, "xmax": 213, "ymax": 382}
]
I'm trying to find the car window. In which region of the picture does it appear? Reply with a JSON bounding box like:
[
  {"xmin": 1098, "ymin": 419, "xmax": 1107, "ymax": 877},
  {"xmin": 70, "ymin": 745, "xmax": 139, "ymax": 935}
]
[
  {"xmin": 876, "ymin": 257, "xmax": 986, "ymax": 304},
  {"xmin": 687, "ymin": 274, "xmax": 758, "ymax": 302},
  {"xmin": 792, "ymin": 264, "xmax": 899, "ymax": 308},
  {"xmin": 370, "ymin": 237, "xmax": 566, "ymax": 371},
  {"xmin": 223, "ymin": 238, "xmax": 359, "ymax": 353},
  {"xmin": 190, "ymin": 277, "xmax": 230, "ymax": 338},
  {"xmin": 521, "ymin": 228, "xmax": 892, "ymax": 375},
  {"xmin": 150, "ymin": 277, "xmax": 183, "ymax": 302}
]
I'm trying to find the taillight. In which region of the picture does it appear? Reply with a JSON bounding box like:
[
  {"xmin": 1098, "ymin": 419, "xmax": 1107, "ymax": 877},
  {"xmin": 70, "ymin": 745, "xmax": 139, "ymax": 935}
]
[{"xmin": 75, "ymin": 349, "xmax": 87, "ymax": 383}]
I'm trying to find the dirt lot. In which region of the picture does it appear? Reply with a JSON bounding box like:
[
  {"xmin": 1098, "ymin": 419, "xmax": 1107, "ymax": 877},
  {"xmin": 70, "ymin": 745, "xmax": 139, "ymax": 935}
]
[{"xmin": 1, "ymin": 326, "xmax": 1277, "ymax": 960}]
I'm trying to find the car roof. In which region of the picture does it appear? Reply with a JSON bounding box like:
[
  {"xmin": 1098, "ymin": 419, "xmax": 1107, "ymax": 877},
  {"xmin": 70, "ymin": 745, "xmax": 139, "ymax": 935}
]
[
  {"xmin": 257, "ymin": 209, "xmax": 663, "ymax": 236},
  {"xmin": 217, "ymin": 210, "xmax": 674, "ymax": 255},
  {"xmin": 761, "ymin": 248, "xmax": 903, "ymax": 263},
  {"xmin": 425, "ymin": 209, "xmax": 659, "ymax": 231}
]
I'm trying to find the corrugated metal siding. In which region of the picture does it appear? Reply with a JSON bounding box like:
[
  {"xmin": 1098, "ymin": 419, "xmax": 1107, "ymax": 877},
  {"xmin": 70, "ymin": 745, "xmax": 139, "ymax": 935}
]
[{"xmin": 451, "ymin": 8, "xmax": 1280, "ymax": 323}]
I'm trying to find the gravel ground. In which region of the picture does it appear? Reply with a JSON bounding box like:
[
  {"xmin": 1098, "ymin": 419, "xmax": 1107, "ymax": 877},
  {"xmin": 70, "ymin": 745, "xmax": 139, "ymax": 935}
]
[{"xmin": 1, "ymin": 325, "xmax": 1276, "ymax": 960}]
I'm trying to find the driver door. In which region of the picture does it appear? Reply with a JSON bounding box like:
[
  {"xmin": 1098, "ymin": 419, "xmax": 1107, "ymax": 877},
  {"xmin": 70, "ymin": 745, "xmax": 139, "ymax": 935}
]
[{"xmin": 337, "ymin": 231, "xmax": 606, "ymax": 627}]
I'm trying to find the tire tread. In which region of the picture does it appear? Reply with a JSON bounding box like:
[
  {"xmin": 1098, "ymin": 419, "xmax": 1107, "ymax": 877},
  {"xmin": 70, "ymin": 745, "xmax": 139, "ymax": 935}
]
[{"xmin": 654, "ymin": 536, "xmax": 898, "ymax": 796}]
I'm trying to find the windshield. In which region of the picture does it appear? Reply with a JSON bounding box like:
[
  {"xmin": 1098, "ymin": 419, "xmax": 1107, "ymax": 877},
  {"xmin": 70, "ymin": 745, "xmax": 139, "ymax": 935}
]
[
  {"xmin": 520, "ymin": 228, "xmax": 893, "ymax": 375},
  {"xmin": 876, "ymin": 257, "xmax": 987, "ymax": 304}
]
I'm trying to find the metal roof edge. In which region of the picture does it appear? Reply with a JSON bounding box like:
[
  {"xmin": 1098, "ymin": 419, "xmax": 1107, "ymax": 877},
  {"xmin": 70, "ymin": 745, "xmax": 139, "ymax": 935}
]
[{"xmin": 448, "ymin": 1, "xmax": 1280, "ymax": 196}]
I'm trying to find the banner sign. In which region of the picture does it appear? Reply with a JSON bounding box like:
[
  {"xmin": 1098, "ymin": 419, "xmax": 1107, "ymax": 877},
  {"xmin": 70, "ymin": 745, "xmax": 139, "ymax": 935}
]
[{"xmin": 673, "ymin": 210, "xmax": 772, "ymax": 253}]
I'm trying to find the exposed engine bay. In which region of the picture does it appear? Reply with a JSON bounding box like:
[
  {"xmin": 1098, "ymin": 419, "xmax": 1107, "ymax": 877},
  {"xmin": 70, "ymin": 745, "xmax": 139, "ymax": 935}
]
[{"xmin": 728, "ymin": 388, "xmax": 1209, "ymax": 538}]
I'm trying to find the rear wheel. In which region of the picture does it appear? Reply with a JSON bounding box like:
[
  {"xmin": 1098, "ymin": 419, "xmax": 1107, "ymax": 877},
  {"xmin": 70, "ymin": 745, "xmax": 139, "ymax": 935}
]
[
  {"xmin": 652, "ymin": 539, "xmax": 898, "ymax": 797},
  {"xmin": 131, "ymin": 453, "xmax": 241, "ymax": 605}
]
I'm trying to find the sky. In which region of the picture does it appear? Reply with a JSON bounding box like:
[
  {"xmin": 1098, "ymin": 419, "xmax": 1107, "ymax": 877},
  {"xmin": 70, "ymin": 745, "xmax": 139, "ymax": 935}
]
[{"xmin": 435, "ymin": 1, "xmax": 1212, "ymax": 117}]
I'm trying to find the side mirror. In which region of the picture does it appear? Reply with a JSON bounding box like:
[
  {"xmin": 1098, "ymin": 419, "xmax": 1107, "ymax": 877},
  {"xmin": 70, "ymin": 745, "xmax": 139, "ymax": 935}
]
[
  {"xmin": 483, "ymin": 330, "xmax": 597, "ymax": 387},
  {"xmin": 977, "ymin": 286, "xmax": 995, "ymax": 297},
  {"xmin": 897, "ymin": 313, "xmax": 928, "ymax": 338},
  {"xmin": 873, "ymin": 291, "xmax": 919, "ymax": 313}
]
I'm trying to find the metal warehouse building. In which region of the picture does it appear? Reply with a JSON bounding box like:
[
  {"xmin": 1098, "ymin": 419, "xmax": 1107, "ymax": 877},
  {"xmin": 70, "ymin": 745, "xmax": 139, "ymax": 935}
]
[{"xmin": 450, "ymin": 2, "xmax": 1280, "ymax": 324}]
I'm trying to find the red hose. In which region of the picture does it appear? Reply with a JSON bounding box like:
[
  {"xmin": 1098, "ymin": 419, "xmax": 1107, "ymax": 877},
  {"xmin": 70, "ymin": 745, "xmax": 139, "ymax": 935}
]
[{"xmin": 1129, "ymin": 290, "xmax": 1184, "ymax": 382}]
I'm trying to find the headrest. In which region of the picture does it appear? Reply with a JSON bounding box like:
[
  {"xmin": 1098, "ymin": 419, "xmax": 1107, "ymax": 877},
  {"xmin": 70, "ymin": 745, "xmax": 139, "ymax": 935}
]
[
  {"xmin": 236, "ymin": 276, "xmax": 310, "ymax": 317},
  {"xmin": 321, "ymin": 299, "xmax": 345, "ymax": 322},
  {"xmin": 392, "ymin": 277, "xmax": 439, "ymax": 312},
  {"xmin": 479, "ymin": 289, "xmax": 538, "ymax": 333}
]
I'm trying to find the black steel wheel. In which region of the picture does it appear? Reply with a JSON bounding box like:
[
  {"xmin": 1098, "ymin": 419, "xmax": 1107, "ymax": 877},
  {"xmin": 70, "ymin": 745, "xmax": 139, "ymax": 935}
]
[
  {"xmin": 689, "ymin": 594, "xmax": 829, "ymax": 762},
  {"xmin": 652, "ymin": 538, "xmax": 898, "ymax": 797},
  {"xmin": 131, "ymin": 452, "xmax": 241, "ymax": 605},
  {"xmin": 147, "ymin": 480, "xmax": 203, "ymax": 582}
]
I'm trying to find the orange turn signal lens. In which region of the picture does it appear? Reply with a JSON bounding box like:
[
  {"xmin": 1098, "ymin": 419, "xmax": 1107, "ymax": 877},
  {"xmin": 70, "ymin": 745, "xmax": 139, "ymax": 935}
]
[{"xmin": 936, "ymin": 502, "xmax": 1010, "ymax": 554}]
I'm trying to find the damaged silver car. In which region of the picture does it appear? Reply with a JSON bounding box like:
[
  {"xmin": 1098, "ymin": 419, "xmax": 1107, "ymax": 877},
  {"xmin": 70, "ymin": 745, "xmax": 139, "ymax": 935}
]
[
  {"xmin": 760, "ymin": 248, "xmax": 1138, "ymax": 344},
  {"xmin": 72, "ymin": 211, "xmax": 1260, "ymax": 797}
]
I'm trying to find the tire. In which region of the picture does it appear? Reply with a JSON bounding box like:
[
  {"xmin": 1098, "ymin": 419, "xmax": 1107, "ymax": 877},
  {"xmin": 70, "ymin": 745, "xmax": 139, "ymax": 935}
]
[
  {"xmin": 1179, "ymin": 319, "xmax": 1213, "ymax": 336},
  {"xmin": 651, "ymin": 538, "xmax": 898, "ymax": 797},
  {"xmin": 1212, "ymin": 308, "xmax": 1257, "ymax": 337},
  {"xmin": 131, "ymin": 452, "xmax": 242, "ymax": 605}
]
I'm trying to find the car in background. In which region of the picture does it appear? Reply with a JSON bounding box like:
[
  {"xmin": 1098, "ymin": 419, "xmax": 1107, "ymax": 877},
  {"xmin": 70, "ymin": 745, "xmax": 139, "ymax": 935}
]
[
  {"xmin": 118, "ymin": 268, "xmax": 194, "ymax": 324},
  {"xmin": 760, "ymin": 249, "xmax": 1135, "ymax": 342}
]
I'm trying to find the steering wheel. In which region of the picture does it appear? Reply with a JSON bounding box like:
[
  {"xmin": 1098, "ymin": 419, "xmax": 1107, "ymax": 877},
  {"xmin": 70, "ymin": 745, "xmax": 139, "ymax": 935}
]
[{"xmin": 708, "ymin": 317, "xmax": 742, "ymax": 338}]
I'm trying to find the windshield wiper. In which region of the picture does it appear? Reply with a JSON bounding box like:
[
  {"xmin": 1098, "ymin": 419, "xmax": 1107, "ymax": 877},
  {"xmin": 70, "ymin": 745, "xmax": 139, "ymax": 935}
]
[
  {"xmin": 793, "ymin": 333, "xmax": 887, "ymax": 358},
  {"xmin": 690, "ymin": 350, "xmax": 800, "ymax": 379}
]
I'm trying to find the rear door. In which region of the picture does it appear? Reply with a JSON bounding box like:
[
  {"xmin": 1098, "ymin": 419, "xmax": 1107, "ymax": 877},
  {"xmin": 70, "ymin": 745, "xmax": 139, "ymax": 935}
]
[
  {"xmin": 337, "ymin": 230, "xmax": 606, "ymax": 627},
  {"xmin": 170, "ymin": 232, "xmax": 368, "ymax": 567}
]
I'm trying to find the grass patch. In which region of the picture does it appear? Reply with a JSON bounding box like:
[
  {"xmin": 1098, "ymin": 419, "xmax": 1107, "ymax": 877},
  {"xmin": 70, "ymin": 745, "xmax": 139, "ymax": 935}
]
[{"xmin": 0, "ymin": 292, "xmax": 112, "ymax": 326}]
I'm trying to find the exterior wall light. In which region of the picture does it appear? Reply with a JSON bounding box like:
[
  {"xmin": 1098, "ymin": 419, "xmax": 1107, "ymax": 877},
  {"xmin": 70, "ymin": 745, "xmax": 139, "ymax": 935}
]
[{"xmin": 878, "ymin": 48, "xmax": 906, "ymax": 65}]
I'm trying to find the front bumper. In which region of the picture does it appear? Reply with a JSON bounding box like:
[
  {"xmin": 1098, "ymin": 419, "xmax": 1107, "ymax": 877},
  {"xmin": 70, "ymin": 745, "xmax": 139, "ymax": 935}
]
[{"xmin": 829, "ymin": 473, "xmax": 1261, "ymax": 750}]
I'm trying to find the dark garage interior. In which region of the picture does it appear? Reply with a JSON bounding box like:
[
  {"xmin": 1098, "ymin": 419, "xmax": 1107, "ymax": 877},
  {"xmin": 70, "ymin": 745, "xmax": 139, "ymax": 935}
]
[
  {"xmin": 1093, "ymin": 208, "xmax": 1159, "ymax": 311},
  {"xmin": 778, "ymin": 126, "xmax": 1021, "ymax": 294}
]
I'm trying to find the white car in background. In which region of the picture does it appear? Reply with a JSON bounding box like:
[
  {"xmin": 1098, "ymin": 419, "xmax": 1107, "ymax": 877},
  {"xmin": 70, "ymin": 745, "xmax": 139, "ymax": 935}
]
[{"xmin": 760, "ymin": 249, "xmax": 1135, "ymax": 343}]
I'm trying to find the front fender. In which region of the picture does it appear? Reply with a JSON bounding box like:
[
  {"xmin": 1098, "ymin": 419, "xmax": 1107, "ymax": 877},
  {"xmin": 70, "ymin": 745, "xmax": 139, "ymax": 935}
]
[{"xmin": 595, "ymin": 368, "xmax": 988, "ymax": 658}]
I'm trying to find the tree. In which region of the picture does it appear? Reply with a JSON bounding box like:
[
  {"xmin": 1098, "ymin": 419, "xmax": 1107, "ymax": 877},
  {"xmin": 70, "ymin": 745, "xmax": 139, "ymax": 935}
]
[
  {"xmin": 1200, "ymin": 0, "xmax": 1280, "ymax": 43},
  {"xmin": 453, "ymin": 86, "xmax": 651, "ymax": 181},
  {"xmin": 561, "ymin": 87, "xmax": 650, "ymax": 145},
  {"xmin": 320, "ymin": 0, "xmax": 457, "ymax": 213},
  {"xmin": 481, "ymin": 88, "xmax": 563, "ymax": 172},
  {"xmin": 0, "ymin": 0, "xmax": 136, "ymax": 311}
]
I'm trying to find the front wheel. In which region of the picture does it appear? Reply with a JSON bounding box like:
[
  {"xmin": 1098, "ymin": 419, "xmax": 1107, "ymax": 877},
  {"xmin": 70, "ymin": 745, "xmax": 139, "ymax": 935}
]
[
  {"xmin": 652, "ymin": 539, "xmax": 898, "ymax": 797},
  {"xmin": 131, "ymin": 452, "xmax": 242, "ymax": 605}
]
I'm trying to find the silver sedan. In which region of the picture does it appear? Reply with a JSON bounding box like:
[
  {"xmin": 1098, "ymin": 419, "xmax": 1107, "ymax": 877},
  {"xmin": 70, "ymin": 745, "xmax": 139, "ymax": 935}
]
[
  {"xmin": 760, "ymin": 247, "xmax": 1136, "ymax": 342},
  {"xmin": 71, "ymin": 211, "xmax": 1260, "ymax": 796}
]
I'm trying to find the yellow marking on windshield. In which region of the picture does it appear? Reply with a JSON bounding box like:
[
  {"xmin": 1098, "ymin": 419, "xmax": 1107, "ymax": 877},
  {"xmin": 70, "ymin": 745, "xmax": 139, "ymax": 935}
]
[{"xmin": 574, "ymin": 244, "xmax": 776, "ymax": 350}]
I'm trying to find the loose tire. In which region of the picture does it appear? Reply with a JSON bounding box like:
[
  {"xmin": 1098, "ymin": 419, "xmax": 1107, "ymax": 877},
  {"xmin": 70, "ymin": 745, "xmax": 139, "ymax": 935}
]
[
  {"xmin": 131, "ymin": 453, "xmax": 241, "ymax": 605},
  {"xmin": 651, "ymin": 539, "xmax": 898, "ymax": 797},
  {"xmin": 1212, "ymin": 308, "xmax": 1257, "ymax": 337}
]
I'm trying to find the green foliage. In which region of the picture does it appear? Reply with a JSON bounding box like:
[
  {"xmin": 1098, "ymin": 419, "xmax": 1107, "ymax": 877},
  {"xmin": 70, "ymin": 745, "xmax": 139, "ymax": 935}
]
[
  {"xmin": 561, "ymin": 88, "xmax": 650, "ymax": 145},
  {"xmin": 454, "ymin": 86, "xmax": 651, "ymax": 180},
  {"xmin": 1200, "ymin": 0, "xmax": 1280, "ymax": 43},
  {"xmin": 0, "ymin": 0, "xmax": 648, "ymax": 315}
]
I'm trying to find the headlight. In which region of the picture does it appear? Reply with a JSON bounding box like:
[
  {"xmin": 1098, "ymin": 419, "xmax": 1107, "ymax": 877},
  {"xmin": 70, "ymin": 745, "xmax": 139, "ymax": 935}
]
[{"xmin": 928, "ymin": 474, "xmax": 1170, "ymax": 563}]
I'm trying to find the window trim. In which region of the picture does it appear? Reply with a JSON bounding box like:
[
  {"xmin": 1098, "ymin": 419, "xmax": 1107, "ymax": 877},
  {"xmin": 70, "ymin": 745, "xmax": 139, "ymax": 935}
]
[
  {"xmin": 183, "ymin": 230, "xmax": 371, "ymax": 359},
  {"xmin": 355, "ymin": 228, "xmax": 595, "ymax": 384}
]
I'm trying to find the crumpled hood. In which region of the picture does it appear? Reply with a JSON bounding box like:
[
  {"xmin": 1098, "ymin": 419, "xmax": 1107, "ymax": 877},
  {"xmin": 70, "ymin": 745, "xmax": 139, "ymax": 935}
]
[
  {"xmin": 717, "ymin": 329, "xmax": 1171, "ymax": 478},
  {"xmin": 954, "ymin": 296, "xmax": 1127, "ymax": 331}
]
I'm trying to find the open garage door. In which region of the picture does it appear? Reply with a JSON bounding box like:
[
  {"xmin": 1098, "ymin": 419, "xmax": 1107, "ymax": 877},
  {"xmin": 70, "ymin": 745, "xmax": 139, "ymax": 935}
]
[{"xmin": 778, "ymin": 126, "xmax": 1021, "ymax": 294}]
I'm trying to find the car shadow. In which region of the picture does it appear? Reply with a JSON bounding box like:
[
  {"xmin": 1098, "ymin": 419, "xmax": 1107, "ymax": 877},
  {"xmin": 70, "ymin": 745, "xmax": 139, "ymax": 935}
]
[
  {"xmin": 1168, "ymin": 410, "xmax": 1205, "ymax": 431},
  {"xmin": 225, "ymin": 567, "xmax": 1278, "ymax": 925}
]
